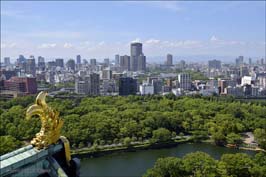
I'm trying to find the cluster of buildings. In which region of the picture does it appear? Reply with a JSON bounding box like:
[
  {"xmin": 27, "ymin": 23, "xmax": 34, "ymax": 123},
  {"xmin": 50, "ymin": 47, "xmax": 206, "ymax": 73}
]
[{"xmin": 1, "ymin": 42, "xmax": 266, "ymax": 99}]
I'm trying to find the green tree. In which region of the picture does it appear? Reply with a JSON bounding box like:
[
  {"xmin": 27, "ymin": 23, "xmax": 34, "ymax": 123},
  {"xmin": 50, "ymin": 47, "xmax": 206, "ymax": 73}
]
[
  {"xmin": 143, "ymin": 157, "xmax": 184, "ymax": 177},
  {"xmin": 123, "ymin": 137, "xmax": 132, "ymax": 147},
  {"xmin": 218, "ymin": 153, "xmax": 253, "ymax": 177},
  {"xmin": 0, "ymin": 136, "xmax": 21, "ymax": 155},
  {"xmin": 254, "ymin": 128, "xmax": 266, "ymax": 149},
  {"xmin": 226, "ymin": 133, "xmax": 242, "ymax": 146},
  {"xmin": 151, "ymin": 128, "xmax": 172, "ymax": 143},
  {"xmin": 182, "ymin": 151, "xmax": 218, "ymax": 177}
]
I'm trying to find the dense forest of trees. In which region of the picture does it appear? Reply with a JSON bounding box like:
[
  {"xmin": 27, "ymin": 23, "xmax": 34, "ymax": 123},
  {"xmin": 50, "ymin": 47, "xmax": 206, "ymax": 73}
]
[
  {"xmin": 0, "ymin": 94, "xmax": 265, "ymax": 155},
  {"xmin": 143, "ymin": 151, "xmax": 266, "ymax": 177}
]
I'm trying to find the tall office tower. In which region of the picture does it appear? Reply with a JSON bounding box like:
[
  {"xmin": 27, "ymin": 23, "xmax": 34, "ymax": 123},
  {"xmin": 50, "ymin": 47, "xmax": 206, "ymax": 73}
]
[
  {"xmin": 55, "ymin": 58, "xmax": 64, "ymax": 68},
  {"xmin": 120, "ymin": 55, "xmax": 130, "ymax": 71},
  {"xmin": 66, "ymin": 59, "xmax": 75, "ymax": 71},
  {"xmin": 115, "ymin": 54, "xmax": 120, "ymax": 65},
  {"xmin": 47, "ymin": 61, "xmax": 56, "ymax": 70},
  {"xmin": 236, "ymin": 56, "xmax": 244, "ymax": 67},
  {"xmin": 240, "ymin": 66, "xmax": 249, "ymax": 77},
  {"xmin": 178, "ymin": 73, "xmax": 191, "ymax": 90},
  {"xmin": 17, "ymin": 55, "xmax": 26, "ymax": 64},
  {"xmin": 261, "ymin": 58, "xmax": 265, "ymax": 65},
  {"xmin": 130, "ymin": 42, "xmax": 146, "ymax": 71},
  {"xmin": 37, "ymin": 56, "xmax": 45, "ymax": 71},
  {"xmin": 4, "ymin": 57, "xmax": 10, "ymax": 66},
  {"xmin": 137, "ymin": 54, "xmax": 146, "ymax": 71},
  {"xmin": 26, "ymin": 58, "xmax": 36, "ymax": 77},
  {"xmin": 90, "ymin": 59, "xmax": 97, "ymax": 66},
  {"xmin": 248, "ymin": 58, "xmax": 252, "ymax": 65},
  {"xmin": 165, "ymin": 54, "xmax": 173, "ymax": 66},
  {"xmin": 76, "ymin": 55, "xmax": 81, "ymax": 64},
  {"xmin": 180, "ymin": 60, "xmax": 186, "ymax": 70},
  {"xmin": 119, "ymin": 77, "xmax": 137, "ymax": 96},
  {"xmin": 208, "ymin": 59, "xmax": 221, "ymax": 70},
  {"xmin": 89, "ymin": 73, "xmax": 100, "ymax": 95},
  {"xmin": 75, "ymin": 73, "xmax": 100, "ymax": 95},
  {"xmin": 104, "ymin": 58, "xmax": 110, "ymax": 65}
]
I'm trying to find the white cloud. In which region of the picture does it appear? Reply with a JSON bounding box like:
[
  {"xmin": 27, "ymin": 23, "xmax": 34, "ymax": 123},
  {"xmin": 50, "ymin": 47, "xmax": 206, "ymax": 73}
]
[
  {"xmin": 131, "ymin": 38, "xmax": 142, "ymax": 43},
  {"xmin": 26, "ymin": 31, "xmax": 82, "ymax": 39},
  {"xmin": 145, "ymin": 39, "xmax": 161, "ymax": 45},
  {"xmin": 98, "ymin": 41, "xmax": 105, "ymax": 46},
  {"xmin": 38, "ymin": 43, "xmax": 57, "ymax": 49},
  {"xmin": 210, "ymin": 35, "xmax": 219, "ymax": 41},
  {"xmin": 122, "ymin": 1, "xmax": 181, "ymax": 13},
  {"xmin": 1, "ymin": 42, "xmax": 16, "ymax": 49},
  {"xmin": 63, "ymin": 43, "xmax": 73, "ymax": 49}
]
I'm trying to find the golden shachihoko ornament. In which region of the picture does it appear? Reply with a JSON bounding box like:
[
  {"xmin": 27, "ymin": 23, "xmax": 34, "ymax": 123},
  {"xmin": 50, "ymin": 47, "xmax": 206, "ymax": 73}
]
[{"xmin": 26, "ymin": 91, "xmax": 63, "ymax": 149}]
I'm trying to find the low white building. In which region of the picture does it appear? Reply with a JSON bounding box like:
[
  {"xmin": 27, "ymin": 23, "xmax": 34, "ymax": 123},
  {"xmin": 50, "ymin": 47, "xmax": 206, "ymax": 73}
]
[{"xmin": 139, "ymin": 83, "xmax": 154, "ymax": 95}]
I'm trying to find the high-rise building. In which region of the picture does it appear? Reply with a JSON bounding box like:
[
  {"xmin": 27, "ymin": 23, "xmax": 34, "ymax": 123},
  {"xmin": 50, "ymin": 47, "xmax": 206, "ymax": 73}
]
[
  {"xmin": 47, "ymin": 61, "xmax": 56, "ymax": 70},
  {"xmin": 75, "ymin": 73, "xmax": 100, "ymax": 95},
  {"xmin": 120, "ymin": 55, "xmax": 130, "ymax": 71},
  {"xmin": 236, "ymin": 56, "xmax": 244, "ymax": 67},
  {"xmin": 104, "ymin": 58, "xmax": 110, "ymax": 66},
  {"xmin": 130, "ymin": 42, "xmax": 146, "ymax": 71},
  {"xmin": 165, "ymin": 54, "xmax": 173, "ymax": 66},
  {"xmin": 55, "ymin": 58, "xmax": 64, "ymax": 68},
  {"xmin": 115, "ymin": 54, "xmax": 120, "ymax": 66},
  {"xmin": 248, "ymin": 58, "xmax": 252, "ymax": 65},
  {"xmin": 76, "ymin": 55, "xmax": 81, "ymax": 64},
  {"xmin": 26, "ymin": 58, "xmax": 36, "ymax": 77},
  {"xmin": 4, "ymin": 57, "xmax": 10, "ymax": 66},
  {"xmin": 89, "ymin": 73, "xmax": 100, "ymax": 95},
  {"xmin": 37, "ymin": 56, "xmax": 45, "ymax": 71},
  {"xmin": 90, "ymin": 59, "xmax": 97, "ymax": 66},
  {"xmin": 137, "ymin": 54, "xmax": 146, "ymax": 71},
  {"xmin": 66, "ymin": 59, "xmax": 75, "ymax": 71},
  {"xmin": 240, "ymin": 66, "xmax": 249, "ymax": 77},
  {"xmin": 208, "ymin": 59, "xmax": 221, "ymax": 70},
  {"xmin": 119, "ymin": 77, "xmax": 137, "ymax": 96},
  {"xmin": 178, "ymin": 73, "xmax": 191, "ymax": 90}
]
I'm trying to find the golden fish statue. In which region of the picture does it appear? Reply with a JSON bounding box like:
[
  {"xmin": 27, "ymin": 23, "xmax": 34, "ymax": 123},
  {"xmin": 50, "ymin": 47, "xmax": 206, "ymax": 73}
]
[{"xmin": 26, "ymin": 91, "xmax": 64, "ymax": 149}]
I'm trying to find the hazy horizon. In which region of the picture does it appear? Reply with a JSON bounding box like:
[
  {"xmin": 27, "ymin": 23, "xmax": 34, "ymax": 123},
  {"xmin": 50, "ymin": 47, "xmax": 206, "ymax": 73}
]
[{"xmin": 1, "ymin": 1, "xmax": 265, "ymax": 61}]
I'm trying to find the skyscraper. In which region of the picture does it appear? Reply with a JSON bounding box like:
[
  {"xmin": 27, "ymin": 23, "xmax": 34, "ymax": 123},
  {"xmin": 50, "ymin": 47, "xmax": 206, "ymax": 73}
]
[
  {"xmin": 76, "ymin": 55, "xmax": 81, "ymax": 64},
  {"xmin": 104, "ymin": 58, "xmax": 110, "ymax": 66},
  {"xmin": 178, "ymin": 73, "xmax": 191, "ymax": 90},
  {"xmin": 4, "ymin": 57, "xmax": 10, "ymax": 66},
  {"xmin": 137, "ymin": 54, "xmax": 146, "ymax": 71},
  {"xmin": 37, "ymin": 56, "xmax": 45, "ymax": 71},
  {"xmin": 90, "ymin": 59, "xmax": 97, "ymax": 66},
  {"xmin": 130, "ymin": 42, "xmax": 146, "ymax": 71},
  {"xmin": 115, "ymin": 54, "xmax": 120, "ymax": 66},
  {"xmin": 208, "ymin": 59, "xmax": 221, "ymax": 70},
  {"xmin": 55, "ymin": 58, "xmax": 64, "ymax": 68},
  {"xmin": 248, "ymin": 58, "xmax": 252, "ymax": 65},
  {"xmin": 236, "ymin": 56, "xmax": 244, "ymax": 67},
  {"xmin": 120, "ymin": 55, "xmax": 130, "ymax": 71},
  {"xmin": 66, "ymin": 59, "xmax": 75, "ymax": 71},
  {"xmin": 165, "ymin": 54, "xmax": 173, "ymax": 66},
  {"xmin": 26, "ymin": 57, "xmax": 36, "ymax": 77}
]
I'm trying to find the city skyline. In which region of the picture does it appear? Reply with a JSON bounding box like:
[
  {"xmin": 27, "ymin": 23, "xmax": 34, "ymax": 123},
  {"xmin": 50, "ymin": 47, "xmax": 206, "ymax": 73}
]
[{"xmin": 1, "ymin": 1, "xmax": 265, "ymax": 60}]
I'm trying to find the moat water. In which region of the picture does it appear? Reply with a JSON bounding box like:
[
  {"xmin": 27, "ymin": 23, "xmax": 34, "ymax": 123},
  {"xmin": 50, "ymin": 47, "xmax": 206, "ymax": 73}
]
[{"xmin": 80, "ymin": 143, "xmax": 256, "ymax": 177}]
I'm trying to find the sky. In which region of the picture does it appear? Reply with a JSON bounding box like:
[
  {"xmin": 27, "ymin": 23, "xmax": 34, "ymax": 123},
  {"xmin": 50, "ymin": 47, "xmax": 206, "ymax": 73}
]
[{"xmin": 1, "ymin": 1, "xmax": 265, "ymax": 62}]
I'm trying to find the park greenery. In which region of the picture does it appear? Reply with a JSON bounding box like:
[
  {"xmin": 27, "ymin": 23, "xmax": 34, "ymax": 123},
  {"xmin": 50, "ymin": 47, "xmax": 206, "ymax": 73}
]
[
  {"xmin": 0, "ymin": 94, "xmax": 265, "ymax": 156},
  {"xmin": 143, "ymin": 151, "xmax": 266, "ymax": 177}
]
